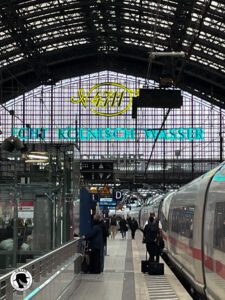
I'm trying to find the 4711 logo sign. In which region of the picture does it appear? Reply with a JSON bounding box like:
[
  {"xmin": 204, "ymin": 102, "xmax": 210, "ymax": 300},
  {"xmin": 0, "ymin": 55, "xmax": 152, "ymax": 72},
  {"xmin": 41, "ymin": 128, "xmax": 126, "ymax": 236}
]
[{"xmin": 70, "ymin": 82, "xmax": 139, "ymax": 117}]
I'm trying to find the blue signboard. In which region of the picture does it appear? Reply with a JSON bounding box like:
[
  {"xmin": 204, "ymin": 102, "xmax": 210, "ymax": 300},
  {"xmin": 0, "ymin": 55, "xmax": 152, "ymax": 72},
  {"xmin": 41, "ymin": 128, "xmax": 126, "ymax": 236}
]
[{"xmin": 99, "ymin": 198, "xmax": 116, "ymax": 206}]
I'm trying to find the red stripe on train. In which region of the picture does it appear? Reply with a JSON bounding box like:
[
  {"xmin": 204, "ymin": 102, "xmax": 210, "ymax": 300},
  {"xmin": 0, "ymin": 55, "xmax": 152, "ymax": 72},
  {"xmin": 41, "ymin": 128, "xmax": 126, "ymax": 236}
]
[{"xmin": 162, "ymin": 232, "xmax": 225, "ymax": 280}]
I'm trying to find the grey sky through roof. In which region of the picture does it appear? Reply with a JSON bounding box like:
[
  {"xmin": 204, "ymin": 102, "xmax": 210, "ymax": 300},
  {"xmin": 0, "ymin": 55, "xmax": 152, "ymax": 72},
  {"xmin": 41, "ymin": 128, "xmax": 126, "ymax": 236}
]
[{"xmin": 0, "ymin": 0, "xmax": 225, "ymax": 108}]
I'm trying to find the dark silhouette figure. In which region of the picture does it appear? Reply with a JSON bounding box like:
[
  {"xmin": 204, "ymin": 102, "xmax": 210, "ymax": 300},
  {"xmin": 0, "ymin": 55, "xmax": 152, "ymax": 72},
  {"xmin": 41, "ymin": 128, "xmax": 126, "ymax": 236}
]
[
  {"xmin": 119, "ymin": 217, "xmax": 128, "ymax": 238},
  {"xmin": 144, "ymin": 216, "xmax": 160, "ymax": 262},
  {"xmin": 84, "ymin": 215, "xmax": 104, "ymax": 274},
  {"xmin": 130, "ymin": 217, "xmax": 138, "ymax": 239},
  {"xmin": 15, "ymin": 273, "xmax": 28, "ymax": 289}
]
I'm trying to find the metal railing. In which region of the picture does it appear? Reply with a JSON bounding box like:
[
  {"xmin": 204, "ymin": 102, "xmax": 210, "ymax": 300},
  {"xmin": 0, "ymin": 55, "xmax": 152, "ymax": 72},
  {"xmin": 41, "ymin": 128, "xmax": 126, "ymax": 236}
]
[{"xmin": 0, "ymin": 238, "xmax": 81, "ymax": 300}]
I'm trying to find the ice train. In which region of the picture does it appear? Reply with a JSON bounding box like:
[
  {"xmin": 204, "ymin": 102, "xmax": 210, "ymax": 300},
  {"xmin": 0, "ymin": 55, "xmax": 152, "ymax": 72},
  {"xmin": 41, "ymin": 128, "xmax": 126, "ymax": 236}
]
[{"xmin": 139, "ymin": 163, "xmax": 225, "ymax": 300}]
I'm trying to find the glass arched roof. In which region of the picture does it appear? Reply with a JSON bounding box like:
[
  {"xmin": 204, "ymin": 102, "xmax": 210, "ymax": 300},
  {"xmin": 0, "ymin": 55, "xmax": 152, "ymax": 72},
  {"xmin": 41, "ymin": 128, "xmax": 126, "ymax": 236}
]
[{"xmin": 0, "ymin": 0, "xmax": 225, "ymax": 107}]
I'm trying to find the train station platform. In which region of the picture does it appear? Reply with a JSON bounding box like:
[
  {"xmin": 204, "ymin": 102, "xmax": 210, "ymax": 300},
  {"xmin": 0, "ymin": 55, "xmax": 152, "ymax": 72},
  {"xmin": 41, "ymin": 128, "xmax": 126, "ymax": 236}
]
[{"xmin": 69, "ymin": 230, "xmax": 192, "ymax": 300}]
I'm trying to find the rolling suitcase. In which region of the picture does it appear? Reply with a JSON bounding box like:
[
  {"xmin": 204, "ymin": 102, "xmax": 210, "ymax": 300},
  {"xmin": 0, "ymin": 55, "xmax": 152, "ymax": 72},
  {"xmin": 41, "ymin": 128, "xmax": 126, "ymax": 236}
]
[
  {"xmin": 81, "ymin": 241, "xmax": 91, "ymax": 273},
  {"xmin": 141, "ymin": 250, "xmax": 149, "ymax": 273},
  {"xmin": 148, "ymin": 262, "xmax": 164, "ymax": 275}
]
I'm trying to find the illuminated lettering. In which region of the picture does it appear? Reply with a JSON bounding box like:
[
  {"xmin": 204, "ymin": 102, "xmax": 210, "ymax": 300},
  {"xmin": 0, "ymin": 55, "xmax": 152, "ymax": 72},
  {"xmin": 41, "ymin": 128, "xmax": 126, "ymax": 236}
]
[
  {"xmin": 58, "ymin": 128, "xmax": 67, "ymax": 140},
  {"xmin": 177, "ymin": 128, "xmax": 185, "ymax": 140},
  {"xmin": 12, "ymin": 127, "xmax": 19, "ymax": 136},
  {"xmin": 12, "ymin": 127, "xmax": 48, "ymax": 141},
  {"xmin": 105, "ymin": 128, "xmax": 113, "ymax": 140},
  {"xmin": 29, "ymin": 128, "xmax": 40, "ymax": 139},
  {"xmin": 195, "ymin": 127, "xmax": 204, "ymax": 140},
  {"xmin": 144, "ymin": 129, "xmax": 159, "ymax": 140},
  {"xmin": 67, "ymin": 128, "xmax": 76, "ymax": 140},
  {"xmin": 159, "ymin": 130, "xmax": 168, "ymax": 140},
  {"xmin": 125, "ymin": 128, "xmax": 135, "ymax": 140},
  {"xmin": 70, "ymin": 82, "xmax": 139, "ymax": 117},
  {"xmin": 144, "ymin": 127, "xmax": 204, "ymax": 141},
  {"xmin": 39, "ymin": 128, "xmax": 48, "ymax": 140},
  {"xmin": 79, "ymin": 128, "xmax": 87, "ymax": 141},
  {"xmin": 168, "ymin": 128, "xmax": 176, "ymax": 140},
  {"xmin": 113, "ymin": 128, "xmax": 125, "ymax": 141},
  {"xmin": 87, "ymin": 128, "xmax": 99, "ymax": 140},
  {"xmin": 12, "ymin": 127, "xmax": 204, "ymax": 141},
  {"xmin": 17, "ymin": 128, "xmax": 29, "ymax": 140}
]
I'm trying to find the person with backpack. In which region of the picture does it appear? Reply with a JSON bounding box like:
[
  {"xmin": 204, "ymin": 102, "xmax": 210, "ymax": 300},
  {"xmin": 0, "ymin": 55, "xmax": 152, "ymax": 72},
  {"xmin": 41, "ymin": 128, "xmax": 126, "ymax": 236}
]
[{"xmin": 143, "ymin": 216, "xmax": 160, "ymax": 262}]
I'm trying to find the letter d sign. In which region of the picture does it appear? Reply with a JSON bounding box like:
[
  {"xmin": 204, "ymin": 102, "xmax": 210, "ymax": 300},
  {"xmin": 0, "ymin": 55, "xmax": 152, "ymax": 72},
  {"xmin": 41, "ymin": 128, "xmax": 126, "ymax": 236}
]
[{"xmin": 115, "ymin": 191, "xmax": 122, "ymax": 200}]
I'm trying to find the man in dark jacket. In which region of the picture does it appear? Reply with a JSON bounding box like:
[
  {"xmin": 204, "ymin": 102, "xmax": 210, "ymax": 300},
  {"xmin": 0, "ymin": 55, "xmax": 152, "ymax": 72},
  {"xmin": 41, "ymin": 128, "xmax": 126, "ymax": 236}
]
[
  {"xmin": 83, "ymin": 214, "xmax": 104, "ymax": 274},
  {"xmin": 119, "ymin": 216, "xmax": 128, "ymax": 239},
  {"xmin": 130, "ymin": 217, "xmax": 138, "ymax": 239},
  {"xmin": 143, "ymin": 216, "xmax": 159, "ymax": 262}
]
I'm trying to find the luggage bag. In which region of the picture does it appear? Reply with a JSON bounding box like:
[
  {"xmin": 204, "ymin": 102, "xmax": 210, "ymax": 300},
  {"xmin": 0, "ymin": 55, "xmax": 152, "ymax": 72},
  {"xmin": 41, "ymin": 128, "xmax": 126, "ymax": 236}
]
[
  {"xmin": 148, "ymin": 262, "xmax": 164, "ymax": 275},
  {"xmin": 81, "ymin": 241, "xmax": 92, "ymax": 273},
  {"xmin": 141, "ymin": 250, "xmax": 164, "ymax": 275},
  {"xmin": 141, "ymin": 250, "xmax": 149, "ymax": 273}
]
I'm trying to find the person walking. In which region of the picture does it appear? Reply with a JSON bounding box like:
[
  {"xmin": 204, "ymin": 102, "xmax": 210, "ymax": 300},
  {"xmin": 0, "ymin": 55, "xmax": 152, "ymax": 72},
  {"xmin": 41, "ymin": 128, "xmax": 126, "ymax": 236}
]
[
  {"xmin": 110, "ymin": 215, "xmax": 117, "ymax": 239},
  {"xmin": 119, "ymin": 216, "xmax": 128, "ymax": 239},
  {"xmin": 126, "ymin": 214, "xmax": 132, "ymax": 229},
  {"xmin": 101, "ymin": 216, "xmax": 110, "ymax": 255},
  {"xmin": 130, "ymin": 217, "xmax": 138, "ymax": 239}
]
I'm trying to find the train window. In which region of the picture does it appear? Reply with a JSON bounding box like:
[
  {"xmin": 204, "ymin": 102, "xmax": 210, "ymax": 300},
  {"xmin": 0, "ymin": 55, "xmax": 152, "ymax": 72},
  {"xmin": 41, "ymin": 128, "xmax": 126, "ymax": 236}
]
[
  {"xmin": 171, "ymin": 206, "xmax": 194, "ymax": 239},
  {"xmin": 214, "ymin": 202, "xmax": 225, "ymax": 252}
]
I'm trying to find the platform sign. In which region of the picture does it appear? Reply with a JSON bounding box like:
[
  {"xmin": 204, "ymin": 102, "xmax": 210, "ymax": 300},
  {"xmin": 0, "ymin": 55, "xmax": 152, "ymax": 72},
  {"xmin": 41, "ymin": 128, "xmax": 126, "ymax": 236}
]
[
  {"xmin": 18, "ymin": 201, "xmax": 34, "ymax": 219},
  {"xmin": 115, "ymin": 191, "xmax": 123, "ymax": 200}
]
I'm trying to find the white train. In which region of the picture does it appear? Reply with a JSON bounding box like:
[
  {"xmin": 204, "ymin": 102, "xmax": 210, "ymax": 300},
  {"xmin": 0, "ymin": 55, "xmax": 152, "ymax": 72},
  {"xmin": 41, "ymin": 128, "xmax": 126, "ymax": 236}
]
[{"xmin": 139, "ymin": 163, "xmax": 225, "ymax": 300}]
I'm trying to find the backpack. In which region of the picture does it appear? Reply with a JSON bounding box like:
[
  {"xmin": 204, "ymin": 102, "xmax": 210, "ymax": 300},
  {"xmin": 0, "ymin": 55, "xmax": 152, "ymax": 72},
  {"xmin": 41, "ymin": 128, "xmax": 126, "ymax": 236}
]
[{"xmin": 144, "ymin": 222, "xmax": 158, "ymax": 243}]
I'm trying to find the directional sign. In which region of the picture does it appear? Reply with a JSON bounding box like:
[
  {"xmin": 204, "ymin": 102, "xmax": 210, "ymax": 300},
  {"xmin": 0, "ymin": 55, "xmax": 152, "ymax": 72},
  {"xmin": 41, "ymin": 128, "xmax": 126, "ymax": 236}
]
[
  {"xmin": 81, "ymin": 161, "xmax": 114, "ymax": 182},
  {"xmin": 81, "ymin": 161, "xmax": 113, "ymax": 171}
]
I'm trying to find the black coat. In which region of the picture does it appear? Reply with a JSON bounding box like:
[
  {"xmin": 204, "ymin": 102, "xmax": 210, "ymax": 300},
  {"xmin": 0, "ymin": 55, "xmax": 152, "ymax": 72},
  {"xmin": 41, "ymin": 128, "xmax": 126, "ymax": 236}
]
[
  {"xmin": 143, "ymin": 221, "xmax": 159, "ymax": 244},
  {"xmin": 85, "ymin": 223, "xmax": 104, "ymax": 250},
  {"xmin": 130, "ymin": 220, "xmax": 138, "ymax": 231},
  {"xmin": 119, "ymin": 219, "xmax": 127, "ymax": 231}
]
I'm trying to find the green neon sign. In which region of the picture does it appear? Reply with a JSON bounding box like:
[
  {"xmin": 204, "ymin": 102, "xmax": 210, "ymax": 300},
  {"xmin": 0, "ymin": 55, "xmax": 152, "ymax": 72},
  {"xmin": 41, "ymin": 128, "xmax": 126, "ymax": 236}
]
[{"xmin": 12, "ymin": 127, "xmax": 204, "ymax": 141}]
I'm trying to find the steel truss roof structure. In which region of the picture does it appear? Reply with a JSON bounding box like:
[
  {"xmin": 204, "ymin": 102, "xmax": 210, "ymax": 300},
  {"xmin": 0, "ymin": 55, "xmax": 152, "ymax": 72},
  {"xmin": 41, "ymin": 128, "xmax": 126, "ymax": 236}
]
[{"xmin": 0, "ymin": 0, "xmax": 225, "ymax": 107}]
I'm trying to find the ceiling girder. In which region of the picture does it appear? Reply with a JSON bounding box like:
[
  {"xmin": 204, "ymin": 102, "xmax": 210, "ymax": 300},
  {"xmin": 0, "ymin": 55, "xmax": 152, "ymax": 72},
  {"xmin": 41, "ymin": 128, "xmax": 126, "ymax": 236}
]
[
  {"xmin": 0, "ymin": 1, "xmax": 53, "ymax": 85},
  {"xmin": 170, "ymin": 0, "xmax": 196, "ymax": 51},
  {"xmin": 0, "ymin": 0, "xmax": 224, "ymax": 110}
]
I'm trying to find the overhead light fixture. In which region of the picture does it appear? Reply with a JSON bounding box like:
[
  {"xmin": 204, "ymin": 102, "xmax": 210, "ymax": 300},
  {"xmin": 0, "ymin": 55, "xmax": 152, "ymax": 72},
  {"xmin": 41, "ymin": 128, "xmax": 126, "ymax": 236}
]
[
  {"xmin": 25, "ymin": 159, "xmax": 49, "ymax": 163},
  {"xmin": 23, "ymin": 151, "xmax": 49, "ymax": 163},
  {"xmin": 26, "ymin": 153, "xmax": 49, "ymax": 160}
]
